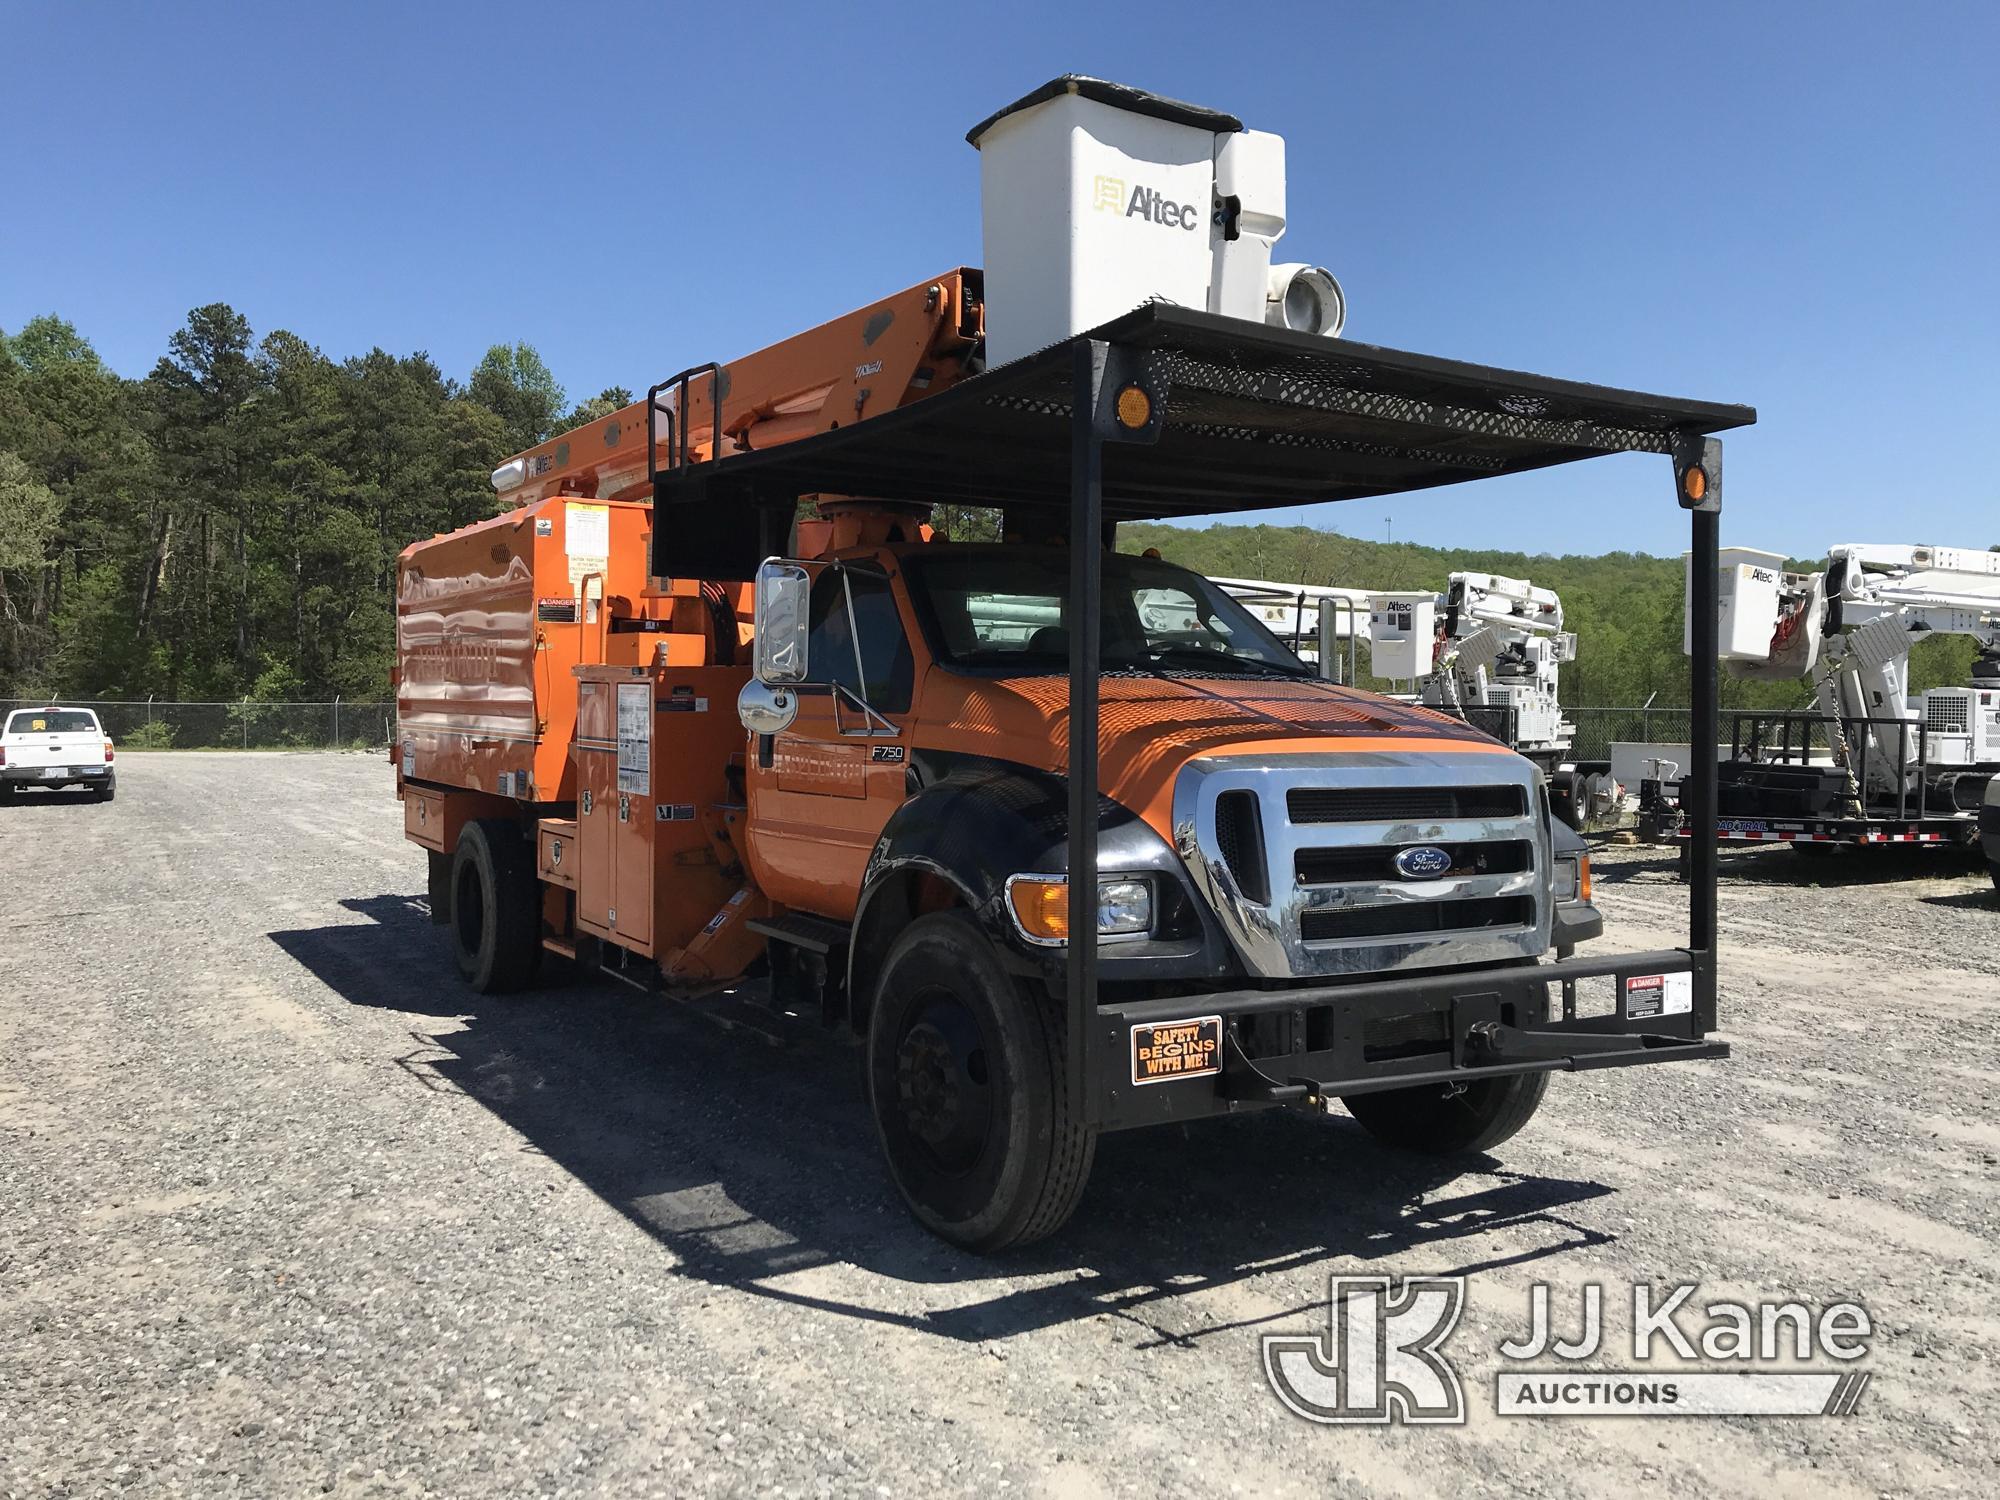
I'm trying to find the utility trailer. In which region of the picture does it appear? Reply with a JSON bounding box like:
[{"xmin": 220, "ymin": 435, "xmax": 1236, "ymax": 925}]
[
  {"xmin": 1672, "ymin": 542, "xmax": 2000, "ymax": 860},
  {"xmin": 396, "ymin": 76, "xmax": 1752, "ymax": 1250},
  {"xmin": 1665, "ymin": 706, "xmax": 1996, "ymax": 853}
]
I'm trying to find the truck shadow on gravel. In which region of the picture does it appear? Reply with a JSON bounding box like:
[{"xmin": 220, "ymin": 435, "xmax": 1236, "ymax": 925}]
[{"xmin": 272, "ymin": 894, "xmax": 1620, "ymax": 1347}]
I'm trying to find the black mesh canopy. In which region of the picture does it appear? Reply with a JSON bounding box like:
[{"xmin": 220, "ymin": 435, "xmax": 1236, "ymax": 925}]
[{"xmin": 653, "ymin": 303, "xmax": 1754, "ymax": 532}]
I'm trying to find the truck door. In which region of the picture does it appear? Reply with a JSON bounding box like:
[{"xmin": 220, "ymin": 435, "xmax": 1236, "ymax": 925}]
[{"xmin": 746, "ymin": 563, "xmax": 913, "ymax": 919}]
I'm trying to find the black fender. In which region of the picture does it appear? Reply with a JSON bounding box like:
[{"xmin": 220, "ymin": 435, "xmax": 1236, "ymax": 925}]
[
  {"xmin": 846, "ymin": 754, "xmax": 1240, "ymax": 1026},
  {"xmin": 1548, "ymin": 814, "xmax": 1603, "ymax": 946}
]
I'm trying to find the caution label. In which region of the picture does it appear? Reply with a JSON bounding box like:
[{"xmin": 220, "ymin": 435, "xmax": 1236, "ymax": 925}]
[
  {"xmin": 1625, "ymin": 972, "xmax": 1693, "ymax": 1019},
  {"xmin": 1131, "ymin": 1015, "xmax": 1223, "ymax": 1086}
]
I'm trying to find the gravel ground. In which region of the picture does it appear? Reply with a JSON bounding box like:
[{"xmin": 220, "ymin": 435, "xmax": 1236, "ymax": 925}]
[{"xmin": 3, "ymin": 752, "xmax": 1996, "ymax": 1498}]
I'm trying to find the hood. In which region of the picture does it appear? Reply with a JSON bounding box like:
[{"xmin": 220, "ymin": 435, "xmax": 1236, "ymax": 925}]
[{"xmin": 917, "ymin": 669, "xmax": 1515, "ymax": 837}]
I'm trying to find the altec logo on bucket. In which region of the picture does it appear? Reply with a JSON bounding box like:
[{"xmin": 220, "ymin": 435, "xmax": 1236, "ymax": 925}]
[{"xmin": 1090, "ymin": 174, "xmax": 1200, "ymax": 230}]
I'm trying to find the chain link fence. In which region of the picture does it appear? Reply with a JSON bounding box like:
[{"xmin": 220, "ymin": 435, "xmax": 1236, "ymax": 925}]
[
  {"xmin": 1566, "ymin": 707, "xmax": 1695, "ymax": 762},
  {"xmin": 0, "ymin": 699, "xmax": 395, "ymax": 751}
]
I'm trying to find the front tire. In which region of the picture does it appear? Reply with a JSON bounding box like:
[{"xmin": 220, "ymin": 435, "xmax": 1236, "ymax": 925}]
[
  {"xmin": 866, "ymin": 913, "xmax": 1096, "ymax": 1252},
  {"xmin": 450, "ymin": 819, "xmax": 541, "ymax": 993},
  {"xmin": 1342, "ymin": 1071, "xmax": 1549, "ymax": 1156}
]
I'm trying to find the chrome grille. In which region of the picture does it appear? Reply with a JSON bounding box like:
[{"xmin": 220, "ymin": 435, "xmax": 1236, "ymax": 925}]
[
  {"xmin": 1174, "ymin": 750, "xmax": 1550, "ymax": 979},
  {"xmin": 1287, "ymin": 785, "xmax": 1525, "ymax": 823}
]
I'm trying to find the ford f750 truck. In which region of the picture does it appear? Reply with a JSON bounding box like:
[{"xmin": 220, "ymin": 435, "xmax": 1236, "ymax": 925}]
[{"xmin": 395, "ymin": 77, "xmax": 1751, "ymax": 1249}]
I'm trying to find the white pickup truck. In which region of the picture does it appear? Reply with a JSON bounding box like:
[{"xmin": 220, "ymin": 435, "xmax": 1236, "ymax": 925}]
[{"xmin": 1, "ymin": 706, "xmax": 116, "ymax": 800}]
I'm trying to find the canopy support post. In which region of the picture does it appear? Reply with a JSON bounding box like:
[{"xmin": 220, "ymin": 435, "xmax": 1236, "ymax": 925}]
[
  {"xmin": 1067, "ymin": 339, "xmax": 1106, "ymax": 1124},
  {"xmin": 1674, "ymin": 434, "xmax": 1724, "ymax": 1031}
]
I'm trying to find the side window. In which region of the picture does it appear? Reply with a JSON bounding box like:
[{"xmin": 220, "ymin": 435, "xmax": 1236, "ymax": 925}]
[{"xmin": 805, "ymin": 568, "xmax": 913, "ymax": 716}]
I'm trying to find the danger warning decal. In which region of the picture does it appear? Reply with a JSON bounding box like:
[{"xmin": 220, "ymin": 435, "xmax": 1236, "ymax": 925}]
[
  {"xmin": 1131, "ymin": 1016, "xmax": 1223, "ymax": 1086},
  {"xmin": 1624, "ymin": 972, "xmax": 1693, "ymax": 1020}
]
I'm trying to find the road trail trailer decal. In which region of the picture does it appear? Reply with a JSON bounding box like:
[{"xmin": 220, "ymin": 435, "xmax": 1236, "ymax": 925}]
[{"xmin": 1131, "ymin": 1016, "xmax": 1223, "ymax": 1085}]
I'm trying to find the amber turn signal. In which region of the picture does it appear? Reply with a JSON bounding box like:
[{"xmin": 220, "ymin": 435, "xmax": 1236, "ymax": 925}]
[
  {"xmin": 1008, "ymin": 878, "xmax": 1070, "ymax": 941},
  {"xmin": 1681, "ymin": 466, "xmax": 1707, "ymax": 503}
]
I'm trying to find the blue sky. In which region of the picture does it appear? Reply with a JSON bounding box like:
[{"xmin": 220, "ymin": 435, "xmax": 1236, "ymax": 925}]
[{"xmin": 5, "ymin": 1, "xmax": 1994, "ymax": 560}]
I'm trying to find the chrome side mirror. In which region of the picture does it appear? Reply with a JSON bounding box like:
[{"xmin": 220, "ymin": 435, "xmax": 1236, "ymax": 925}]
[
  {"xmin": 755, "ymin": 559, "xmax": 810, "ymax": 683},
  {"xmin": 738, "ymin": 679, "xmax": 798, "ymax": 735}
]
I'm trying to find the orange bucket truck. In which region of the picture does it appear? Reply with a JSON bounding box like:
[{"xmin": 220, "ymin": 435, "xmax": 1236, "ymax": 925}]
[{"xmin": 396, "ymin": 77, "xmax": 1751, "ymax": 1250}]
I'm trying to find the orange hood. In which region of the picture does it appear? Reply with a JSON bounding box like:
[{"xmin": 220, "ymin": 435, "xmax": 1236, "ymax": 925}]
[{"xmin": 916, "ymin": 670, "xmax": 1514, "ymax": 839}]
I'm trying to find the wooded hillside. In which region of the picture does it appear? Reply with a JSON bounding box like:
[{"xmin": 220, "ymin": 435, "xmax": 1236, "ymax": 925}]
[{"xmin": 1, "ymin": 310, "xmax": 1983, "ymax": 708}]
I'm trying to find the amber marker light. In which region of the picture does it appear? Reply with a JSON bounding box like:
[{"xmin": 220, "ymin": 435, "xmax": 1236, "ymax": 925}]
[{"xmin": 1115, "ymin": 384, "xmax": 1153, "ymax": 430}]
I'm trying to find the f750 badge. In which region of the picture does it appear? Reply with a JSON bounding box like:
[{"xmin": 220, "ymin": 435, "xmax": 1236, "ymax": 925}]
[
  {"xmin": 1131, "ymin": 1016, "xmax": 1223, "ymax": 1085},
  {"xmin": 870, "ymin": 745, "xmax": 905, "ymax": 763}
]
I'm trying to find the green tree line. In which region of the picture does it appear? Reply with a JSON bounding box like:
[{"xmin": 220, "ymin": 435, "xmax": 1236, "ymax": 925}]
[
  {"xmin": 0, "ymin": 308, "xmax": 626, "ymax": 703},
  {"xmin": 1, "ymin": 309, "xmax": 1984, "ymax": 710}
]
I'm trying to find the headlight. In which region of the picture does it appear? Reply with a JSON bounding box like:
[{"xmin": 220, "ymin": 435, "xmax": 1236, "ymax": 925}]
[
  {"xmin": 1552, "ymin": 855, "xmax": 1592, "ymax": 903},
  {"xmin": 1006, "ymin": 875, "xmax": 1154, "ymax": 945},
  {"xmin": 1096, "ymin": 879, "xmax": 1153, "ymax": 935}
]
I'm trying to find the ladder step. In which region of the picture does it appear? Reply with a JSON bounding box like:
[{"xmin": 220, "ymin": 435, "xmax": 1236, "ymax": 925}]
[{"xmin": 747, "ymin": 913, "xmax": 851, "ymax": 956}]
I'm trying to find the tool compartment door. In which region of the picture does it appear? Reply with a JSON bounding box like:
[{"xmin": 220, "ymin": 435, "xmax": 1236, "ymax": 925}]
[
  {"xmin": 610, "ymin": 680, "xmax": 654, "ymax": 951},
  {"xmin": 575, "ymin": 679, "xmax": 618, "ymax": 939}
]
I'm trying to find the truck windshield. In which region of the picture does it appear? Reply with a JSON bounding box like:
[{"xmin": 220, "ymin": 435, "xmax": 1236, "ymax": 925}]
[
  {"xmin": 903, "ymin": 547, "xmax": 1313, "ymax": 678},
  {"xmin": 5, "ymin": 709, "xmax": 99, "ymax": 735}
]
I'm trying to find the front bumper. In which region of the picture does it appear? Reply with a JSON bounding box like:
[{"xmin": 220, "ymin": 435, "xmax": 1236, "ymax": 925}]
[
  {"xmin": 1090, "ymin": 947, "xmax": 1721, "ymax": 1132},
  {"xmin": 1553, "ymin": 898, "xmax": 1604, "ymax": 948}
]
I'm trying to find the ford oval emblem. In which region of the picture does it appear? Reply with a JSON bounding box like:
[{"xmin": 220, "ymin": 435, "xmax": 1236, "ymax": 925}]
[{"xmin": 1393, "ymin": 845, "xmax": 1454, "ymax": 880}]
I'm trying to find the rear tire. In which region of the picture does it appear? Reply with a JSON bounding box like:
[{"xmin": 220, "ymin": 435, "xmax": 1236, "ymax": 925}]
[
  {"xmin": 1988, "ymin": 859, "xmax": 2000, "ymax": 892},
  {"xmin": 450, "ymin": 819, "xmax": 541, "ymax": 993},
  {"xmin": 866, "ymin": 912, "xmax": 1096, "ymax": 1252},
  {"xmin": 1556, "ymin": 771, "xmax": 1588, "ymax": 831},
  {"xmin": 92, "ymin": 779, "xmax": 115, "ymax": 803},
  {"xmin": 427, "ymin": 848, "xmax": 454, "ymax": 926},
  {"xmin": 1342, "ymin": 1071, "xmax": 1549, "ymax": 1156}
]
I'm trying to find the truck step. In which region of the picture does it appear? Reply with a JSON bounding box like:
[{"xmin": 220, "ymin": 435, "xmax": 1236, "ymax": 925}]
[{"xmin": 747, "ymin": 913, "xmax": 850, "ymax": 956}]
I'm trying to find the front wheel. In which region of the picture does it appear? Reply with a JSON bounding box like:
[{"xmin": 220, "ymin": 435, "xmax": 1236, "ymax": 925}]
[
  {"xmin": 866, "ymin": 913, "xmax": 1096, "ymax": 1253},
  {"xmin": 1342, "ymin": 1071, "xmax": 1549, "ymax": 1156}
]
